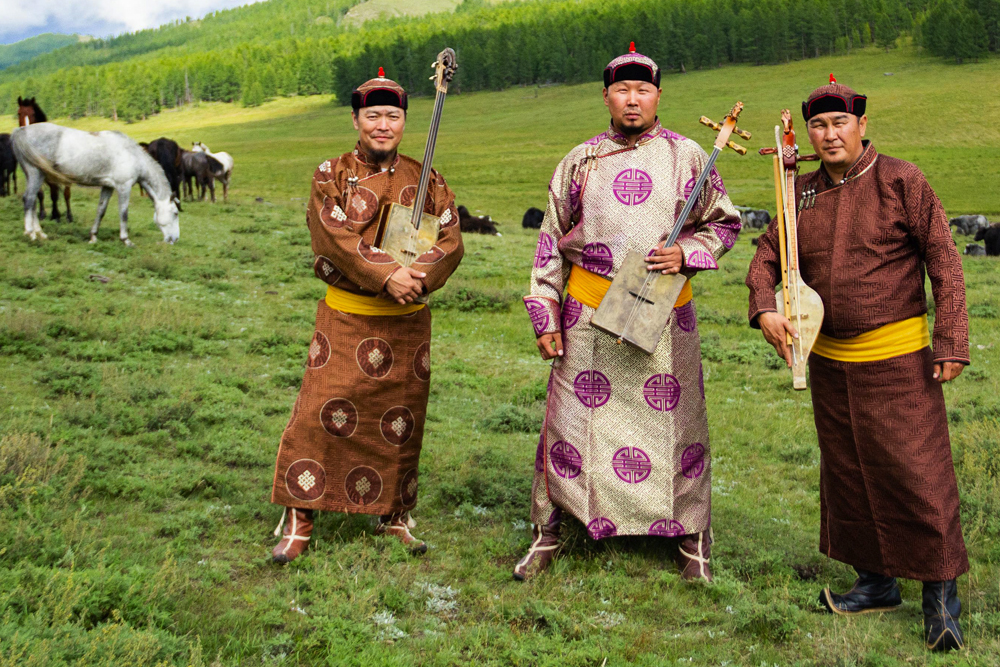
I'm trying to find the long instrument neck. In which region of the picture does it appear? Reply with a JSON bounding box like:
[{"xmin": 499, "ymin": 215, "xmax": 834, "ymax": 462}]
[
  {"xmin": 664, "ymin": 145, "xmax": 722, "ymax": 248},
  {"xmin": 783, "ymin": 167, "xmax": 799, "ymax": 272},
  {"xmin": 410, "ymin": 89, "xmax": 447, "ymax": 230}
]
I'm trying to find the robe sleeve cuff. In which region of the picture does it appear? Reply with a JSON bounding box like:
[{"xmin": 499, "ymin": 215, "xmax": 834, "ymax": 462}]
[
  {"xmin": 523, "ymin": 296, "xmax": 562, "ymax": 337},
  {"xmin": 676, "ymin": 238, "xmax": 720, "ymax": 272},
  {"xmin": 749, "ymin": 308, "xmax": 778, "ymax": 330}
]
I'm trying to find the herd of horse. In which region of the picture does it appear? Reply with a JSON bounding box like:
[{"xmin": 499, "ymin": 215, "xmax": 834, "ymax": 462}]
[{"xmin": 1, "ymin": 97, "xmax": 235, "ymax": 245}]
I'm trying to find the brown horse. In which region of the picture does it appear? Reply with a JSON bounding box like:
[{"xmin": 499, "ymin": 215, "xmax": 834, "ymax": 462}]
[{"xmin": 17, "ymin": 97, "xmax": 72, "ymax": 222}]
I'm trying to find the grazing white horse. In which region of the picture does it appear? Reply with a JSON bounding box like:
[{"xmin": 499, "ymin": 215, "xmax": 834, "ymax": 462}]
[
  {"xmin": 191, "ymin": 141, "xmax": 234, "ymax": 201},
  {"xmin": 12, "ymin": 123, "xmax": 180, "ymax": 245}
]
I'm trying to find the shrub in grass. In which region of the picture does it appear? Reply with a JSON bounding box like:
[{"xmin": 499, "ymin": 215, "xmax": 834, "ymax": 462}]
[
  {"xmin": 433, "ymin": 287, "xmax": 517, "ymax": 312},
  {"xmin": 478, "ymin": 403, "xmax": 542, "ymax": 433}
]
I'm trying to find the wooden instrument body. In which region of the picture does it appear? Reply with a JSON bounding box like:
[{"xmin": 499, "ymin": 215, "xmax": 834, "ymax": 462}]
[
  {"xmin": 590, "ymin": 252, "xmax": 690, "ymax": 354},
  {"xmin": 377, "ymin": 203, "xmax": 441, "ymax": 267},
  {"xmin": 590, "ymin": 102, "xmax": 749, "ymax": 354}
]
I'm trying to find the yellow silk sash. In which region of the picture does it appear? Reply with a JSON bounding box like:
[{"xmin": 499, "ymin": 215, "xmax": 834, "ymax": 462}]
[
  {"xmin": 812, "ymin": 314, "xmax": 930, "ymax": 362},
  {"xmin": 325, "ymin": 285, "xmax": 425, "ymax": 316},
  {"xmin": 566, "ymin": 263, "xmax": 692, "ymax": 310}
]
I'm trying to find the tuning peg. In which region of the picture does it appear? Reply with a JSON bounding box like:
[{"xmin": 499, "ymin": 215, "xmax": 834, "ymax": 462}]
[
  {"xmin": 699, "ymin": 116, "xmax": 722, "ymax": 132},
  {"xmin": 429, "ymin": 74, "xmax": 436, "ymax": 81},
  {"xmin": 431, "ymin": 61, "xmax": 437, "ymax": 68},
  {"xmin": 733, "ymin": 127, "xmax": 752, "ymax": 141},
  {"xmin": 727, "ymin": 141, "xmax": 748, "ymax": 156},
  {"xmin": 758, "ymin": 147, "xmax": 778, "ymax": 156}
]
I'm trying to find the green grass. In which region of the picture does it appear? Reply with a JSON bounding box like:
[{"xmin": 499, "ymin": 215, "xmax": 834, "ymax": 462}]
[{"xmin": 1, "ymin": 46, "xmax": 999, "ymax": 665}]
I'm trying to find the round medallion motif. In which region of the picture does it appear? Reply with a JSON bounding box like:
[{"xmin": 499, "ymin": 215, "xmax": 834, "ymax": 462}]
[
  {"xmin": 612, "ymin": 446, "xmax": 652, "ymax": 483},
  {"xmin": 345, "ymin": 466, "xmax": 383, "ymax": 505},
  {"xmin": 380, "ymin": 406, "xmax": 415, "ymax": 446},
  {"xmin": 398, "ymin": 184, "xmax": 416, "ymax": 207},
  {"xmin": 413, "ymin": 342, "xmax": 431, "ymax": 381},
  {"xmin": 686, "ymin": 250, "xmax": 718, "ymax": 270},
  {"xmin": 561, "ymin": 295, "xmax": 582, "ymax": 331},
  {"xmin": 550, "ymin": 440, "xmax": 582, "ymax": 479},
  {"xmin": 582, "ymin": 242, "xmax": 613, "ymax": 276},
  {"xmin": 400, "ymin": 468, "xmax": 419, "ymax": 506},
  {"xmin": 306, "ymin": 332, "xmax": 331, "ymax": 369},
  {"xmin": 649, "ymin": 519, "xmax": 685, "ymax": 537},
  {"xmin": 709, "ymin": 167, "xmax": 727, "ymax": 194},
  {"xmin": 345, "ymin": 186, "xmax": 378, "ymax": 223},
  {"xmin": 711, "ymin": 223, "xmax": 738, "ymax": 250},
  {"xmin": 320, "ymin": 196, "xmax": 349, "ymax": 229},
  {"xmin": 320, "ymin": 398, "xmax": 358, "ymax": 438},
  {"xmin": 681, "ymin": 443, "xmax": 706, "ymax": 479},
  {"xmin": 285, "ymin": 459, "xmax": 326, "ymax": 501},
  {"xmin": 674, "ymin": 302, "xmax": 696, "ymax": 332},
  {"xmin": 587, "ymin": 517, "xmax": 618, "ymax": 540},
  {"xmin": 612, "ymin": 168, "xmax": 654, "ymax": 205},
  {"xmin": 313, "ymin": 255, "xmax": 342, "ymax": 286},
  {"xmin": 574, "ymin": 370, "xmax": 611, "ymax": 408},
  {"xmin": 643, "ymin": 374, "xmax": 680, "ymax": 412},
  {"xmin": 525, "ymin": 299, "xmax": 550, "ymax": 335},
  {"xmin": 356, "ymin": 338, "xmax": 393, "ymax": 378},
  {"xmin": 534, "ymin": 232, "xmax": 554, "ymax": 269}
]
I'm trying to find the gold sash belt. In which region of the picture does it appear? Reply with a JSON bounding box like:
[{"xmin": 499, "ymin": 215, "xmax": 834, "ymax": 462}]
[
  {"xmin": 812, "ymin": 314, "xmax": 930, "ymax": 362},
  {"xmin": 325, "ymin": 285, "xmax": 425, "ymax": 316},
  {"xmin": 566, "ymin": 263, "xmax": 692, "ymax": 310}
]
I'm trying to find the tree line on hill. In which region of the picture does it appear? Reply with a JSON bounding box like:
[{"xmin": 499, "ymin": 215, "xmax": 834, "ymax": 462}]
[{"xmin": 1, "ymin": 0, "xmax": 996, "ymax": 122}]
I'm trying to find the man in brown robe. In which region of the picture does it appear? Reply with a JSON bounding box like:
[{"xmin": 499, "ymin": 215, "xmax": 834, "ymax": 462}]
[
  {"xmin": 269, "ymin": 71, "xmax": 463, "ymax": 563},
  {"xmin": 746, "ymin": 80, "xmax": 970, "ymax": 652}
]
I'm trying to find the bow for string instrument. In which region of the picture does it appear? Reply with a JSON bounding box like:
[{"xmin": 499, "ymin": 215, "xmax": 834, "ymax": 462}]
[
  {"xmin": 758, "ymin": 110, "xmax": 823, "ymax": 389},
  {"xmin": 376, "ymin": 48, "xmax": 458, "ymax": 302},
  {"xmin": 590, "ymin": 102, "xmax": 750, "ymax": 354}
]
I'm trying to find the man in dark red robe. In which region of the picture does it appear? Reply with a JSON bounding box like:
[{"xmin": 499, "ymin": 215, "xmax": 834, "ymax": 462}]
[{"xmin": 746, "ymin": 80, "xmax": 969, "ymax": 652}]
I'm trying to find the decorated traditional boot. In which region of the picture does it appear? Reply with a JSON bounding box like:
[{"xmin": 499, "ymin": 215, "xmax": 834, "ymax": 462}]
[
  {"xmin": 375, "ymin": 511, "xmax": 427, "ymax": 554},
  {"xmin": 513, "ymin": 510, "xmax": 562, "ymax": 581},
  {"xmin": 271, "ymin": 507, "xmax": 314, "ymax": 564},
  {"xmin": 923, "ymin": 580, "xmax": 963, "ymax": 651},
  {"xmin": 820, "ymin": 568, "xmax": 902, "ymax": 615},
  {"xmin": 677, "ymin": 531, "xmax": 713, "ymax": 582}
]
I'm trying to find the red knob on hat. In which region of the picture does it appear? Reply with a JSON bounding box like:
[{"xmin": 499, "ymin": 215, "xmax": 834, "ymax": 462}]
[
  {"xmin": 378, "ymin": 67, "xmax": 385, "ymax": 77},
  {"xmin": 829, "ymin": 73, "xmax": 836, "ymax": 83},
  {"xmin": 629, "ymin": 41, "xmax": 636, "ymax": 53}
]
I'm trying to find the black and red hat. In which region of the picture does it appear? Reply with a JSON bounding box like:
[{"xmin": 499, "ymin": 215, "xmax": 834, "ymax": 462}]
[
  {"xmin": 351, "ymin": 67, "xmax": 408, "ymax": 111},
  {"xmin": 603, "ymin": 42, "xmax": 661, "ymax": 88},
  {"xmin": 802, "ymin": 74, "xmax": 866, "ymax": 121}
]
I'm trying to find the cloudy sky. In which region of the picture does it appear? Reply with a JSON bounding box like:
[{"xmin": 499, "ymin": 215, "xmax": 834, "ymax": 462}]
[{"xmin": 0, "ymin": 0, "xmax": 264, "ymax": 44}]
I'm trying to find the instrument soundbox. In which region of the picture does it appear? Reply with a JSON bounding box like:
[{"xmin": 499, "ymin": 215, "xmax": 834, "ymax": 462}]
[
  {"xmin": 376, "ymin": 48, "xmax": 458, "ymax": 294},
  {"xmin": 758, "ymin": 110, "xmax": 824, "ymax": 389},
  {"xmin": 590, "ymin": 102, "xmax": 750, "ymax": 354}
]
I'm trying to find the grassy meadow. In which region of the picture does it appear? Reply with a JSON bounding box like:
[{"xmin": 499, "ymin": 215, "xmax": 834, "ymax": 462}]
[{"xmin": 1, "ymin": 46, "xmax": 999, "ymax": 666}]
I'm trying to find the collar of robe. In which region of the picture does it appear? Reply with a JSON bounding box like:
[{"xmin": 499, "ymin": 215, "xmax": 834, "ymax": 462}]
[
  {"xmin": 818, "ymin": 140, "xmax": 878, "ymax": 189},
  {"xmin": 606, "ymin": 119, "xmax": 663, "ymax": 147},
  {"xmin": 352, "ymin": 143, "xmax": 401, "ymax": 173}
]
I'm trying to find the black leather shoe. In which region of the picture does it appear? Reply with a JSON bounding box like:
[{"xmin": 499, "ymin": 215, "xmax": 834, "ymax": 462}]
[
  {"xmin": 923, "ymin": 580, "xmax": 963, "ymax": 651},
  {"xmin": 820, "ymin": 569, "xmax": 902, "ymax": 615}
]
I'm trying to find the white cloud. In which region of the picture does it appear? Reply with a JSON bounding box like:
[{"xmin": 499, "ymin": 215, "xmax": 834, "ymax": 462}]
[{"xmin": 0, "ymin": 0, "xmax": 265, "ymax": 42}]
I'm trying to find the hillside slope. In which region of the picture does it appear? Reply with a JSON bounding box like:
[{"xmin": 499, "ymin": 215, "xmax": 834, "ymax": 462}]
[{"xmin": 0, "ymin": 33, "xmax": 88, "ymax": 70}]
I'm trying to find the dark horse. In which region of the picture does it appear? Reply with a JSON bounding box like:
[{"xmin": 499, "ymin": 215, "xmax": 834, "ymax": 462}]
[
  {"xmin": 0, "ymin": 133, "xmax": 16, "ymax": 196},
  {"xmin": 17, "ymin": 97, "xmax": 72, "ymax": 222}
]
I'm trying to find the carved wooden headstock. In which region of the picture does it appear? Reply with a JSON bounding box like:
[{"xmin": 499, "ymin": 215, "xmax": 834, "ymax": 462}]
[
  {"xmin": 699, "ymin": 101, "xmax": 752, "ymax": 155},
  {"xmin": 431, "ymin": 48, "xmax": 458, "ymax": 94}
]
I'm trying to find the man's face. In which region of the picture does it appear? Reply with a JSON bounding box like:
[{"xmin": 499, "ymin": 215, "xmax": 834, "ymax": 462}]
[
  {"xmin": 604, "ymin": 80, "xmax": 660, "ymax": 135},
  {"xmin": 806, "ymin": 112, "xmax": 867, "ymax": 172},
  {"xmin": 352, "ymin": 105, "xmax": 405, "ymax": 160}
]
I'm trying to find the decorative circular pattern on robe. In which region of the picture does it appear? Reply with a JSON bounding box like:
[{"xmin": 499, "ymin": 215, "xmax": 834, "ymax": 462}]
[
  {"xmin": 320, "ymin": 196, "xmax": 349, "ymax": 229},
  {"xmin": 681, "ymin": 443, "xmax": 706, "ymax": 479},
  {"xmin": 674, "ymin": 302, "xmax": 696, "ymax": 332},
  {"xmin": 683, "ymin": 175, "xmax": 700, "ymax": 205},
  {"xmin": 415, "ymin": 246, "xmax": 445, "ymax": 264},
  {"xmin": 525, "ymin": 298, "xmax": 550, "ymax": 336},
  {"xmin": 534, "ymin": 232, "xmax": 554, "ymax": 268},
  {"xmin": 398, "ymin": 185, "xmax": 416, "ymax": 206},
  {"xmin": 685, "ymin": 250, "xmax": 718, "ymax": 270},
  {"xmin": 649, "ymin": 519, "xmax": 685, "ymax": 537},
  {"xmin": 413, "ymin": 342, "xmax": 431, "ymax": 381},
  {"xmin": 709, "ymin": 167, "xmax": 727, "ymax": 194},
  {"xmin": 320, "ymin": 398, "xmax": 359, "ymax": 438},
  {"xmin": 356, "ymin": 337, "xmax": 393, "ymax": 378},
  {"xmin": 587, "ymin": 517, "xmax": 618, "ymax": 540},
  {"xmin": 345, "ymin": 186, "xmax": 378, "ymax": 223},
  {"xmin": 582, "ymin": 242, "xmax": 614, "ymax": 276},
  {"xmin": 562, "ymin": 295, "xmax": 582, "ymax": 331},
  {"xmin": 345, "ymin": 466, "xmax": 383, "ymax": 505},
  {"xmin": 550, "ymin": 440, "xmax": 582, "ymax": 479},
  {"xmin": 710, "ymin": 222, "xmax": 738, "ymax": 250},
  {"xmin": 314, "ymin": 160, "xmax": 335, "ymax": 182},
  {"xmin": 358, "ymin": 239, "xmax": 397, "ymax": 264},
  {"xmin": 534, "ymin": 433, "xmax": 545, "ymax": 473},
  {"xmin": 574, "ymin": 370, "xmax": 611, "ymax": 408},
  {"xmin": 399, "ymin": 468, "xmax": 419, "ymax": 506},
  {"xmin": 612, "ymin": 168, "xmax": 654, "ymax": 205},
  {"xmin": 285, "ymin": 459, "xmax": 326, "ymax": 501},
  {"xmin": 612, "ymin": 446, "xmax": 652, "ymax": 483},
  {"xmin": 660, "ymin": 128, "xmax": 687, "ymax": 141},
  {"xmin": 643, "ymin": 374, "xmax": 680, "ymax": 411},
  {"xmin": 313, "ymin": 255, "xmax": 343, "ymax": 286},
  {"xmin": 380, "ymin": 406, "xmax": 415, "ymax": 446},
  {"xmin": 306, "ymin": 332, "xmax": 331, "ymax": 369}
]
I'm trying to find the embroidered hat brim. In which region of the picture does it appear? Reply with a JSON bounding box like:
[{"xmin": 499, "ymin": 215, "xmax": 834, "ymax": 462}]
[
  {"xmin": 604, "ymin": 53, "xmax": 661, "ymax": 87},
  {"xmin": 802, "ymin": 83, "xmax": 866, "ymax": 121},
  {"xmin": 351, "ymin": 78, "xmax": 408, "ymax": 111}
]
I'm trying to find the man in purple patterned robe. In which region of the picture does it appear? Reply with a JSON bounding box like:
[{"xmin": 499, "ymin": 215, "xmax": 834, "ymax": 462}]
[{"xmin": 514, "ymin": 43, "xmax": 742, "ymax": 582}]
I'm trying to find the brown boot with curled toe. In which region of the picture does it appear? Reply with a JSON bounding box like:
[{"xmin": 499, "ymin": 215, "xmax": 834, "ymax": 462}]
[
  {"xmin": 271, "ymin": 507, "xmax": 314, "ymax": 564},
  {"xmin": 513, "ymin": 510, "xmax": 562, "ymax": 581},
  {"xmin": 677, "ymin": 531, "xmax": 713, "ymax": 583},
  {"xmin": 375, "ymin": 511, "xmax": 427, "ymax": 554}
]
